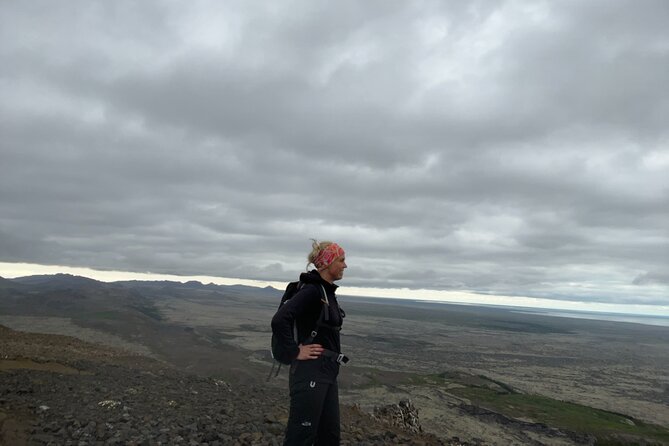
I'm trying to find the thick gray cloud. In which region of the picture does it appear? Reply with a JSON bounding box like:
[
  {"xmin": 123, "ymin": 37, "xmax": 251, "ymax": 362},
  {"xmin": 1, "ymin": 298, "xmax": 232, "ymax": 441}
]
[{"xmin": 1, "ymin": 1, "xmax": 668, "ymax": 305}]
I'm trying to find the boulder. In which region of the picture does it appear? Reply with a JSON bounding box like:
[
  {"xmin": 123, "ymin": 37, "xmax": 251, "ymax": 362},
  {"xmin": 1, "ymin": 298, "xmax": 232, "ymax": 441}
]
[{"xmin": 372, "ymin": 399, "xmax": 423, "ymax": 434}]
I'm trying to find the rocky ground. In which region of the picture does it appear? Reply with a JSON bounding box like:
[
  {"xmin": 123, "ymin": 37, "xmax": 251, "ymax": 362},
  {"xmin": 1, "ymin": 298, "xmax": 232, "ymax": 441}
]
[
  {"xmin": 0, "ymin": 325, "xmax": 473, "ymax": 445},
  {"xmin": 3, "ymin": 275, "xmax": 667, "ymax": 445}
]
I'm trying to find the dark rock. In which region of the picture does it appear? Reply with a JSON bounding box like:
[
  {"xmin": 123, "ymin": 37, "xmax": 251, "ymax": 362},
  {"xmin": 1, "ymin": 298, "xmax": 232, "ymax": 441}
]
[{"xmin": 372, "ymin": 399, "xmax": 423, "ymax": 433}]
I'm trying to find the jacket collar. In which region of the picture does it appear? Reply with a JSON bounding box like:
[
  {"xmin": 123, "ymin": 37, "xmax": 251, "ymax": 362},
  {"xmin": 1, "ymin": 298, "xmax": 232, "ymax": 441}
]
[{"xmin": 299, "ymin": 269, "xmax": 338, "ymax": 292}]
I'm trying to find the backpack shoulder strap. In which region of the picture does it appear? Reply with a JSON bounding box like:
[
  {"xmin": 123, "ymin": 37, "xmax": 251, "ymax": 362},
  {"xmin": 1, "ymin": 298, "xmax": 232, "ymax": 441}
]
[
  {"xmin": 319, "ymin": 284, "xmax": 328, "ymax": 305},
  {"xmin": 319, "ymin": 284, "xmax": 329, "ymax": 322},
  {"xmin": 301, "ymin": 284, "xmax": 331, "ymax": 345}
]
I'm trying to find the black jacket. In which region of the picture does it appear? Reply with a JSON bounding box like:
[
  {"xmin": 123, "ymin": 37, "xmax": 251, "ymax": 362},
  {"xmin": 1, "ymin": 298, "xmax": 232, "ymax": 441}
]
[{"xmin": 271, "ymin": 270, "xmax": 344, "ymax": 382}]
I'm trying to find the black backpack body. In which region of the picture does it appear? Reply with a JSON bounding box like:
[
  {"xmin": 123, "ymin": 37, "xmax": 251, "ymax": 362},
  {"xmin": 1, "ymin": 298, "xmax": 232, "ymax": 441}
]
[
  {"xmin": 271, "ymin": 281, "xmax": 305, "ymax": 365},
  {"xmin": 268, "ymin": 281, "xmax": 329, "ymax": 379}
]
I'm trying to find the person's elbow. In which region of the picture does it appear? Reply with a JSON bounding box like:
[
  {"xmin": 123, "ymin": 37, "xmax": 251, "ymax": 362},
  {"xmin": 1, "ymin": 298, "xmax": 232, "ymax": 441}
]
[{"xmin": 271, "ymin": 312, "xmax": 288, "ymax": 333}]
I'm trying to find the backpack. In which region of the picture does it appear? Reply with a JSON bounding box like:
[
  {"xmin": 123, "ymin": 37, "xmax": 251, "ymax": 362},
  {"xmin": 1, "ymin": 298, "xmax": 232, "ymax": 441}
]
[{"xmin": 267, "ymin": 281, "xmax": 328, "ymax": 380}]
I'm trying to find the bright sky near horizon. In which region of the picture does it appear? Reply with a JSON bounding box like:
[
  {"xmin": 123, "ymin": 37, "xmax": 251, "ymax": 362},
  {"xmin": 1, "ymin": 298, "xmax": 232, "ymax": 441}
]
[
  {"xmin": 2, "ymin": 262, "xmax": 668, "ymax": 317},
  {"xmin": 1, "ymin": 2, "xmax": 668, "ymax": 310}
]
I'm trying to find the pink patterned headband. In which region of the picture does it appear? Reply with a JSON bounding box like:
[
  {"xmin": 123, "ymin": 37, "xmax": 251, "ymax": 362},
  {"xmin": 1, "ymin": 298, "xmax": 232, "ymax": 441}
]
[{"xmin": 314, "ymin": 243, "xmax": 345, "ymax": 270}]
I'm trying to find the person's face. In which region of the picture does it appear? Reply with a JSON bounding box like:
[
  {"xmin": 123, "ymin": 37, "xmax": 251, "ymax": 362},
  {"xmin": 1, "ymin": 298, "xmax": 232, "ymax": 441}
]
[{"xmin": 325, "ymin": 256, "xmax": 347, "ymax": 281}]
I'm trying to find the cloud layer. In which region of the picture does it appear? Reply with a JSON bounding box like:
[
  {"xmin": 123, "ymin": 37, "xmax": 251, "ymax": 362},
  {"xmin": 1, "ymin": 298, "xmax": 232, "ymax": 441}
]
[{"xmin": 1, "ymin": 1, "xmax": 668, "ymax": 305}]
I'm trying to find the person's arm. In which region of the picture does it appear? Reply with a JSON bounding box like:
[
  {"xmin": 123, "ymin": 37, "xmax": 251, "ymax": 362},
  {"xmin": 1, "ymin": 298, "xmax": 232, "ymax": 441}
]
[{"xmin": 271, "ymin": 287, "xmax": 324, "ymax": 362}]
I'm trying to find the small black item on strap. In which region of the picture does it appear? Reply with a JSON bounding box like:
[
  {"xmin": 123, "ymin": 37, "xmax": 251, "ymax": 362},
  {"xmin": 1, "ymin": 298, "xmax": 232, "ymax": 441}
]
[
  {"xmin": 267, "ymin": 361, "xmax": 282, "ymax": 381},
  {"xmin": 321, "ymin": 349, "xmax": 350, "ymax": 365}
]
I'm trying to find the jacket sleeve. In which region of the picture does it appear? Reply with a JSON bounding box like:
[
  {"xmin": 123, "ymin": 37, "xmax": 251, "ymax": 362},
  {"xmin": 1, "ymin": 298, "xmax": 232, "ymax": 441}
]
[{"xmin": 271, "ymin": 286, "xmax": 319, "ymax": 363}]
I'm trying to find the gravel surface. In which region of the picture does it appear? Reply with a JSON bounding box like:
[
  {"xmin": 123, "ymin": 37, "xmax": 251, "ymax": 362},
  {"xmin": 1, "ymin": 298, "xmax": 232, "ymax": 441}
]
[{"xmin": 1, "ymin": 325, "xmax": 471, "ymax": 445}]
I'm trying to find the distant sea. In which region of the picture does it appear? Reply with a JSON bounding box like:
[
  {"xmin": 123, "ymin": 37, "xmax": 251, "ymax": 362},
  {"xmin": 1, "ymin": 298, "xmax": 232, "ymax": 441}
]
[
  {"xmin": 510, "ymin": 308, "xmax": 669, "ymax": 327},
  {"xmin": 347, "ymin": 295, "xmax": 669, "ymax": 328},
  {"xmin": 355, "ymin": 297, "xmax": 669, "ymax": 327}
]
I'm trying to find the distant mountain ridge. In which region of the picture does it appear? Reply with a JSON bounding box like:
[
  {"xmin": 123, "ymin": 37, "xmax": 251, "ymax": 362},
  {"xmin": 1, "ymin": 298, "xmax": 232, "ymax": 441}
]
[
  {"xmin": 0, "ymin": 273, "xmax": 283, "ymax": 328},
  {"xmin": 3, "ymin": 273, "xmax": 280, "ymax": 297},
  {"xmin": 0, "ymin": 275, "xmax": 22, "ymax": 291},
  {"xmin": 0, "ymin": 272, "xmax": 282, "ymax": 381},
  {"xmin": 10, "ymin": 273, "xmax": 103, "ymax": 288}
]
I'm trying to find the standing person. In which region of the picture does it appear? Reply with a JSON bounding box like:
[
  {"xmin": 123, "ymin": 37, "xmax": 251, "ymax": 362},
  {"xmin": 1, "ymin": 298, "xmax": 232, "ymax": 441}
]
[{"xmin": 271, "ymin": 240, "xmax": 348, "ymax": 445}]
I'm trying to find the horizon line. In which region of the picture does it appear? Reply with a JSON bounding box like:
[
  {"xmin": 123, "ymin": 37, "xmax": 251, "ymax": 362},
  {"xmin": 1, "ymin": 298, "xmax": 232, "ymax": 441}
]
[{"xmin": 1, "ymin": 261, "xmax": 668, "ymax": 317}]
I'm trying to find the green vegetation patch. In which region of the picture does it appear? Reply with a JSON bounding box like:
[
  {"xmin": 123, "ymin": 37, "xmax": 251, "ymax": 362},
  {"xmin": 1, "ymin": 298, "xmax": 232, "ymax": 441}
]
[
  {"xmin": 476, "ymin": 319, "xmax": 571, "ymax": 334},
  {"xmin": 407, "ymin": 371, "xmax": 512, "ymax": 393},
  {"xmin": 90, "ymin": 311, "xmax": 123, "ymax": 320},
  {"xmin": 129, "ymin": 304, "xmax": 163, "ymax": 321},
  {"xmin": 218, "ymin": 332, "xmax": 239, "ymax": 340},
  {"xmin": 401, "ymin": 371, "xmax": 669, "ymax": 444},
  {"xmin": 238, "ymin": 324, "xmax": 259, "ymax": 331},
  {"xmin": 449, "ymin": 385, "xmax": 669, "ymax": 445},
  {"xmin": 348, "ymin": 367, "xmax": 416, "ymax": 389}
]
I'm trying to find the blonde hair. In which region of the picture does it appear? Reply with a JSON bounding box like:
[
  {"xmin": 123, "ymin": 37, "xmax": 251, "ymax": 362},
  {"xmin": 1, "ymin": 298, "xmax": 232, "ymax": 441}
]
[{"xmin": 307, "ymin": 239, "xmax": 334, "ymax": 270}]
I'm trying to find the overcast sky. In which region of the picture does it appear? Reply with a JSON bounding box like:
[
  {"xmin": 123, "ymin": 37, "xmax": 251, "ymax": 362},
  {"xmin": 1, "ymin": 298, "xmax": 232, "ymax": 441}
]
[{"xmin": 1, "ymin": 1, "xmax": 668, "ymax": 307}]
